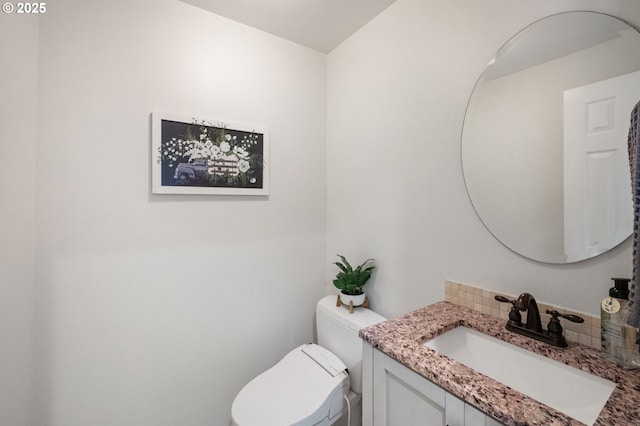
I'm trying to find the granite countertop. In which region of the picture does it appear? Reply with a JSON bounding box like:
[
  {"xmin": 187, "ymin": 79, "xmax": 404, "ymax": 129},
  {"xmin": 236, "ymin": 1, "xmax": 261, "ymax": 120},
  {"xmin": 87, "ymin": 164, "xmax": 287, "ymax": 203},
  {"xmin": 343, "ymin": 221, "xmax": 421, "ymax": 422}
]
[{"xmin": 359, "ymin": 301, "xmax": 640, "ymax": 426}]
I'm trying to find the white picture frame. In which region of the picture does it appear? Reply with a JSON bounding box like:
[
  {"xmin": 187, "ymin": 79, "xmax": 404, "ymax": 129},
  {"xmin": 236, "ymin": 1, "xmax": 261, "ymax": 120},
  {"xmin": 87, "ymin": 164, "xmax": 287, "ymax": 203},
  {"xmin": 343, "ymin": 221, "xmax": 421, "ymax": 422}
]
[{"xmin": 152, "ymin": 111, "xmax": 269, "ymax": 195}]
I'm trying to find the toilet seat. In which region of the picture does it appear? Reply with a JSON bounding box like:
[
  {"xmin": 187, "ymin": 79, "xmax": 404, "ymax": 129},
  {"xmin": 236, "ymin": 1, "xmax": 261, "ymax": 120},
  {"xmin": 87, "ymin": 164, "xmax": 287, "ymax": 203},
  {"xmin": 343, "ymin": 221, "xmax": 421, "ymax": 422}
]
[{"xmin": 231, "ymin": 344, "xmax": 350, "ymax": 426}]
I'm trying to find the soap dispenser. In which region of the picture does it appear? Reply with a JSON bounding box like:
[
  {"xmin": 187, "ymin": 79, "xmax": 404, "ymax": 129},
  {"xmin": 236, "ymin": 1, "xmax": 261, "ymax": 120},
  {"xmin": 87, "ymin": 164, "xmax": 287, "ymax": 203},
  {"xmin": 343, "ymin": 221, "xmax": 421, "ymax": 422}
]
[{"xmin": 601, "ymin": 278, "xmax": 639, "ymax": 369}]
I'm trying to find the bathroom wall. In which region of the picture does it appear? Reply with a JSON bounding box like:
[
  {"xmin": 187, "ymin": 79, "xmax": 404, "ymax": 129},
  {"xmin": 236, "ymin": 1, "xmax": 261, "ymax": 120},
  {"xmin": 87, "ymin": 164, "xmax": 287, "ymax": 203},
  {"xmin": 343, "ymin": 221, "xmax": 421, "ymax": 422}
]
[
  {"xmin": 326, "ymin": 0, "xmax": 640, "ymax": 320},
  {"xmin": 0, "ymin": 13, "xmax": 38, "ymax": 426},
  {"xmin": 29, "ymin": 1, "xmax": 326, "ymax": 425}
]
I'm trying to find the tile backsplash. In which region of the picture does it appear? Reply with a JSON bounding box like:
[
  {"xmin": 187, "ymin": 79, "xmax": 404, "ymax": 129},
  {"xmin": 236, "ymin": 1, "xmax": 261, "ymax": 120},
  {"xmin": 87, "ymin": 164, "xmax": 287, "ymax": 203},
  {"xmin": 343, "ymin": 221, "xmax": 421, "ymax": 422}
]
[{"xmin": 445, "ymin": 280, "xmax": 601, "ymax": 349}]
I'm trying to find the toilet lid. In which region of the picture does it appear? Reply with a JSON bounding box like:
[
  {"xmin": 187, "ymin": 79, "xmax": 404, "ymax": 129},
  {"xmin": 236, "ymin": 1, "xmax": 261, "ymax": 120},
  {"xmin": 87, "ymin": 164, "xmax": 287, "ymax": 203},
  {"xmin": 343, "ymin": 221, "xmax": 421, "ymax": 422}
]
[{"xmin": 232, "ymin": 344, "xmax": 349, "ymax": 426}]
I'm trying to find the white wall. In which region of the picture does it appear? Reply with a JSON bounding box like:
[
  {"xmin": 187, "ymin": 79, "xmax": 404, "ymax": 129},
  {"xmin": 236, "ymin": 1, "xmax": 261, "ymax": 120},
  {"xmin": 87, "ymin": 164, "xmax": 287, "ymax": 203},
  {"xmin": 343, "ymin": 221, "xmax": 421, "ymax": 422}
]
[
  {"xmin": 0, "ymin": 12, "xmax": 38, "ymax": 426},
  {"xmin": 326, "ymin": 0, "xmax": 640, "ymax": 320},
  {"xmin": 31, "ymin": 1, "xmax": 326, "ymax": 425}
]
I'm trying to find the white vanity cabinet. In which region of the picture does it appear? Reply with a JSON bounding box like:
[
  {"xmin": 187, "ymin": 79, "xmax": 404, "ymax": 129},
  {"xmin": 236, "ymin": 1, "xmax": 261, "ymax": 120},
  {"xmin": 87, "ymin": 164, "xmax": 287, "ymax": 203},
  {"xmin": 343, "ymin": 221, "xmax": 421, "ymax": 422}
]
[{"xmin": 362, "ymin": 343, "xmax": 503, "ymax": 426}]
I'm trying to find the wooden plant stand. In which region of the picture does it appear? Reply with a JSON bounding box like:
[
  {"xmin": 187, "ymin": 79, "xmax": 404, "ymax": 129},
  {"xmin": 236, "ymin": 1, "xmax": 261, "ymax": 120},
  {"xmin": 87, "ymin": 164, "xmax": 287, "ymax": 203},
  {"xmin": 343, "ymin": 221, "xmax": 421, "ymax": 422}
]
[{"xmin": 336, "ymin": 294, "xmax": 370, "ymax": 314}]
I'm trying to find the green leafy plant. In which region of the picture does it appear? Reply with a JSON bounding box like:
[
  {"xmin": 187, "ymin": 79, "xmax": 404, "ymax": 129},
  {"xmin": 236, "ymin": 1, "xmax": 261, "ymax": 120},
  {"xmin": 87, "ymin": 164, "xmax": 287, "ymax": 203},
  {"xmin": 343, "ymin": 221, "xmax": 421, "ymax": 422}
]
[{"xmin": 333, "ymin": 254, "xmax": 375, "ymax": 295}]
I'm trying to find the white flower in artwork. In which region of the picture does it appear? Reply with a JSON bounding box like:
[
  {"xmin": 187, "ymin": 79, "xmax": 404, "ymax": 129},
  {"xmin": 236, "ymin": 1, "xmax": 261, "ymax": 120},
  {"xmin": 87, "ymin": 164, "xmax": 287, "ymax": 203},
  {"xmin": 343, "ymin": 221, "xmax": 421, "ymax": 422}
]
[
  {"xmin": 233, "ymin": 146, "xmax": 249, "ymax": 159},
  {"xmin": 250, "ymin": 177, "xmax": 256, "ymax": 183},
  {"xmin": 220, "ymin": 141, "xmax": 231, "ymax": 153},
  {"xmin": 238, "ymin": 159, "xmax": 250, "ymax": 173},
  {"xmin": 225, "ymin": 134, "xmax": 232, "ymax": 141}
]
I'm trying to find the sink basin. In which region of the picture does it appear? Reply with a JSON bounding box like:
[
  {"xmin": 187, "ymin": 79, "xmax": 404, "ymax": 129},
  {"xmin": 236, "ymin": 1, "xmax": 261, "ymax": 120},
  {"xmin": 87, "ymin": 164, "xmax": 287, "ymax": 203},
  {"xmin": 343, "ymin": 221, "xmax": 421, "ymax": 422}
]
[{"xmin": 424, "ymin": 326, "xmax": 616, "ymax": 425}]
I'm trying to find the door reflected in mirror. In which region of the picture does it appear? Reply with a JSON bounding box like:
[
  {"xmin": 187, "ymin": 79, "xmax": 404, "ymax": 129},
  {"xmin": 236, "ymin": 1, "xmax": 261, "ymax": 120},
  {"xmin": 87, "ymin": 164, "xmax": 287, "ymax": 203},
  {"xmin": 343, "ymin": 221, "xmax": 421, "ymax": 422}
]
[{"xmin": 462, "ymin": 12, "xmax": 640, "ymax": 263}]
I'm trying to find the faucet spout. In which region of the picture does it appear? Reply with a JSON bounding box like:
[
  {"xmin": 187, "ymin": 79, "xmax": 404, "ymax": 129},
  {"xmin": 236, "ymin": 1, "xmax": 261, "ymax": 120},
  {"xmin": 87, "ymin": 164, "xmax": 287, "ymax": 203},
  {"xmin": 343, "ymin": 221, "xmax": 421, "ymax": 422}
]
[{"xmin": 515, "ymin": 293, "xmax": 542, "ymax": 332}]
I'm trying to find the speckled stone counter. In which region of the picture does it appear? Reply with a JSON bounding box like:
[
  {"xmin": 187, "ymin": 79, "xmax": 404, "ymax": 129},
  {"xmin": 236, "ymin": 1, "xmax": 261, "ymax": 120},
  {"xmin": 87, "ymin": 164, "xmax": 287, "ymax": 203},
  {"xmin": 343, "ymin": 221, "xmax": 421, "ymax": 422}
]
[{"xmin": 359, "ymin": 301, "xmax": 640, "ymax": 425}]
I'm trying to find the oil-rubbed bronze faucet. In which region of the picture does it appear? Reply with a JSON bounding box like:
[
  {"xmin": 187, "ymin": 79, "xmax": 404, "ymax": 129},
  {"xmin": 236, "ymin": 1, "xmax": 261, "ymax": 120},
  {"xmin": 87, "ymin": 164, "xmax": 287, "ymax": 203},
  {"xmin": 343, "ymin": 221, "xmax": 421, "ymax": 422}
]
[
  {"xmin": 495, "ymin": 293, "xmax": 584, "ymax": 347},
  {"xmin": 514, "ymin": 293, "xmax": 542, "ymax": 332}
]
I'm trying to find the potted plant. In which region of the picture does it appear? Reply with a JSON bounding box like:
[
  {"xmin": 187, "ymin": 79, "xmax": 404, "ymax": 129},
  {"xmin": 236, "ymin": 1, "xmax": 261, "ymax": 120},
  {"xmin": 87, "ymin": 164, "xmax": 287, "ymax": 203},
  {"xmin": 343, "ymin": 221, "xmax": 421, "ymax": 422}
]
[{"xmin": 333, "ymin": 254, "xmax": 375, "ymax": 309}]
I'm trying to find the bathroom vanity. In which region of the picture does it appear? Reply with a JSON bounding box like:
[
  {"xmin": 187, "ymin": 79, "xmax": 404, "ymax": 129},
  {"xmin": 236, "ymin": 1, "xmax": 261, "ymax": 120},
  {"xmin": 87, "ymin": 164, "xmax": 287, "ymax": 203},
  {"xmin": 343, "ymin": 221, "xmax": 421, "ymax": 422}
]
[{"xmin": 359, "ymin": 301, "xmax": 640, "ymax": 425}]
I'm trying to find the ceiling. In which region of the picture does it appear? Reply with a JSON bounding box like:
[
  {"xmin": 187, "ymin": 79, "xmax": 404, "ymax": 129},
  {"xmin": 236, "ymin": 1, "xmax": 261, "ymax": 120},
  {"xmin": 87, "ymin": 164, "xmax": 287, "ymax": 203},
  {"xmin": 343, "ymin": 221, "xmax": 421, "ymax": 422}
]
[{"xmin": 179, "ymin": 0, "xmax": 397, "ymax": 53}]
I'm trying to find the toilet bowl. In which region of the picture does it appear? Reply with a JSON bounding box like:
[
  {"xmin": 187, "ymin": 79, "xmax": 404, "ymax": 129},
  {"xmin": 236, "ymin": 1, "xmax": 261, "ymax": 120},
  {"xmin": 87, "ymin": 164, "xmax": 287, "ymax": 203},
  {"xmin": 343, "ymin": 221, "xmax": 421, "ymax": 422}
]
[
  {"xmin": 231, "ymin": 344, "xmax": 350, "ymax": 426},
  {"xmin": 231, "ymin": 295, "xmax": 387, "ymax": 426}
]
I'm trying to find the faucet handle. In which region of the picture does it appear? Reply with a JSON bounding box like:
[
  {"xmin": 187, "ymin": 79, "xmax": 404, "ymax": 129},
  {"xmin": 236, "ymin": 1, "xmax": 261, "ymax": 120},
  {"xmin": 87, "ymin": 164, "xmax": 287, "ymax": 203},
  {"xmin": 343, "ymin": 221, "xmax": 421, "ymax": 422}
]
[
  {"xmin": 495, "ymin": 295, "xmax": 521, "ymax": 326},
  {"xmin": 545, "ymin": 309, "xmax": 584, "ymax": 339},
  {"xmin": 545, "ymin": 310, "xmax": 584, "ymax": 323},
  {"xmin": 495, "ymin": 295, "xmax": 515, "ymax": 305},
  {"xmin": 542, "ymin": 310, "xmax": 572, "ymax": 347}
]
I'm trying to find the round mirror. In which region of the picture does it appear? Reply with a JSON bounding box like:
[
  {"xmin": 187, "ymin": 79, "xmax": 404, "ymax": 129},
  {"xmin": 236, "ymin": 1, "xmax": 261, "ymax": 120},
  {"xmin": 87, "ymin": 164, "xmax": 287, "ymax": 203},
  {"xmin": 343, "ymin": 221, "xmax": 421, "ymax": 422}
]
[{"xmin": 462, "ymin": 12, "xmax": 640, "ymax": 264}]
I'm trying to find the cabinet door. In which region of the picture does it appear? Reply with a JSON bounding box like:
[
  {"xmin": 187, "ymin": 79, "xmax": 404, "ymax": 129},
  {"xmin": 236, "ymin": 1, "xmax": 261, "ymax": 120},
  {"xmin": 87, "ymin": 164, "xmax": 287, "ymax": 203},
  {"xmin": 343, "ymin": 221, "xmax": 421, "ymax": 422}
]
[
  {"xmin": 465, "ymin": 402, "xmax": 504, "ymax": 426},
  {"xmin": 372, "ymin": 349, "xmax": 450, "ymax": 426},
  {"xmin": 369, "ymin": 348, "xmax": 504, "ymax": 426}
]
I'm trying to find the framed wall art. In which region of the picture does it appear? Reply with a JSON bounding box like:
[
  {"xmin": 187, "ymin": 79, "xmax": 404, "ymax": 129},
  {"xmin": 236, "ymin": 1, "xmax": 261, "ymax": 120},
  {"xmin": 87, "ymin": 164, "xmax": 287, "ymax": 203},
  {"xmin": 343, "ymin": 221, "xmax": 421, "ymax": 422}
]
[{"xmin": 152, "ymin": 111, "xmax": 269, "ymax": 195}]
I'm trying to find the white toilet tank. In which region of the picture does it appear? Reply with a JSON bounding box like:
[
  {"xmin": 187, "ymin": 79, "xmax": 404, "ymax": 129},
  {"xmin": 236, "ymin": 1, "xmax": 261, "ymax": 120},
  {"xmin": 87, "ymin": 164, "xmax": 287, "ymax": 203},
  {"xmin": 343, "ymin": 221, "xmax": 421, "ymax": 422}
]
[{"xmin": 316, "ymin": 295, "xmax": 386, "ymax": 394}]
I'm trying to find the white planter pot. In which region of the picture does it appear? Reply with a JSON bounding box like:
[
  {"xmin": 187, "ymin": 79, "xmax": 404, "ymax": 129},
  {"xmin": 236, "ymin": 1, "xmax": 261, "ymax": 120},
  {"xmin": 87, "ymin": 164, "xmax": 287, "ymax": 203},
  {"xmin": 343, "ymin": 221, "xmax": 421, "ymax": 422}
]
[{"xmin": 340, "ymin": 292, "xmax": 366, "ymax": 307}]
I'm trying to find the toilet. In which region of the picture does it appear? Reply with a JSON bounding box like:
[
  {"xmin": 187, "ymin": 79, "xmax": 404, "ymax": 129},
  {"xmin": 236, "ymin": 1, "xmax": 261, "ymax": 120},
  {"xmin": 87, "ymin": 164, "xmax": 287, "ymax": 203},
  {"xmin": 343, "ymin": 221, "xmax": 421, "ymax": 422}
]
[{"xmin": 231, "ymin": 295, "xmax": 386, "ymax": 426}]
